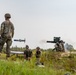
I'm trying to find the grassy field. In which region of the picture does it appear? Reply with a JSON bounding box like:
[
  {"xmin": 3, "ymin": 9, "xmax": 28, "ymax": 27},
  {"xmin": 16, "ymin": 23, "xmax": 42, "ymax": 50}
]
[{"xmin": 0, "ymin": 51, "xmax": 76, "ymax": 75}]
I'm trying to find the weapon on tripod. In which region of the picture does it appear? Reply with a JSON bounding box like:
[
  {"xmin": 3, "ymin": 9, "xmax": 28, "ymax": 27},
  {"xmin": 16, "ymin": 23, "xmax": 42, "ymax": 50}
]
[
  {"xmin": 47, "ymin": 37, "xmax": 65, "ymax": 52},
  {"xmin": 47, "ymin": 37, "xmax": 65, "ymax": 43}
]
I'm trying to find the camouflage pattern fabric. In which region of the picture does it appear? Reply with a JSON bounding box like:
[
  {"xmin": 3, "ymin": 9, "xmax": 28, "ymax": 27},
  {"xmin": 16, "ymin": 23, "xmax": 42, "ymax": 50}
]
[
  {"xmin": 24, "ymin": 50, "xmax": 32, "ymax": 58},
  {"xmin": 53, "ymin": 42, "xmax": 65, "ymax": 52},
  {"xmin": 0, "ymin": 20, "xmax": 14, "ymax": 57},
  {"xmin": 36, "ymin": 50, "xmax": 41, "ymax": 58}
]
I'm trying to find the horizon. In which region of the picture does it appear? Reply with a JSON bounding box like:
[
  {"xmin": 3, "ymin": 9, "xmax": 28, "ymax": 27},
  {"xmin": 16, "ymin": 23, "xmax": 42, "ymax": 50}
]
[{"xmin": 0, "ymin": 0, "xmax": 76, "ymax": 49}]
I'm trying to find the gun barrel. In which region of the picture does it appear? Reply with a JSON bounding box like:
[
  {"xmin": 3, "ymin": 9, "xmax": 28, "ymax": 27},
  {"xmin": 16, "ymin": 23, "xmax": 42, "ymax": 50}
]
[
  {"xmin": 47, "ymin": 41, "xmax": 55, "ymax": 43},
  {"xmin": 14, "ymin": 39, "xmax": 25, "ymax": 42},
  {"xmin": 47, "ymin": 40, "xmax": 65, "ymax": 43}
]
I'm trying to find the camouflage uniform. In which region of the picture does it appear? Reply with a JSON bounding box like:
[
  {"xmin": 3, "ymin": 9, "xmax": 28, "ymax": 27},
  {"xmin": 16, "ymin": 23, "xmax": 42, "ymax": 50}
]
[
  {"xmin": 24, "ymin": 45, "xmax": 32, "ymax": 61},
  {"xmin": 53, "ymin": 41, "xmax": 65, "ymax": 52},
  {"xmin": 53, "ymin": 42, "xmax": 61, "ymax": 52},
  {"xmin": 35, "ymin": 47, "xmax": 41, "ymax": 65},
  {"xmin": 59, "ymin": 41, "xmax": 65, "ymax": 52},
  {"xmin": 0, "ymin": 13, "xmax": 14, "ymax": 57}
]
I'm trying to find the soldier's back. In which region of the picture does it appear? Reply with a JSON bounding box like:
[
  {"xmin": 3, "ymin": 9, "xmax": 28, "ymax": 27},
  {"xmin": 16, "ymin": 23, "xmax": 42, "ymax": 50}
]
[{"xmin": 1, "ymin": 20, "xmax": 14, "ymax": 38}]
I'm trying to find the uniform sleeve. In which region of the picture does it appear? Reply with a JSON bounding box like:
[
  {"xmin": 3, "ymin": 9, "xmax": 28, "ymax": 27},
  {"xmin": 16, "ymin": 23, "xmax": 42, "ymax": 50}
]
[
  {"xmin": 31, "ymin": 51, "xmax": 33, "ymax": 56},
  {"xmin": 1, "ymin": 22, "xmax": 5, "ymax": 35},
  {"xmin": 11, "ymin": 23, "xmax": 14, "ymax": 37},
  {"xmin": 24, "ymin": 50, "xmax": 26, "ymax": 55}
]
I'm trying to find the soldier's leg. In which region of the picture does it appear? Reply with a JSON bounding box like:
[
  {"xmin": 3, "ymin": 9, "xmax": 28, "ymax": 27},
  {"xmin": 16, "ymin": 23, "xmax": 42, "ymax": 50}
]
[
  {"xmin": 36, "ymin": 58, "xmax": 41, "ymax": 65},
  {"xmin": 0, "ymin": 45, "xmax": 3, "ymax": 53},
  {"xmin": 0, "ymin": 38, "xmax": 6, "ymax": 53},
  {"xmin": 6, "ymin": 39, "xmax": 12, "ymax": 57}
]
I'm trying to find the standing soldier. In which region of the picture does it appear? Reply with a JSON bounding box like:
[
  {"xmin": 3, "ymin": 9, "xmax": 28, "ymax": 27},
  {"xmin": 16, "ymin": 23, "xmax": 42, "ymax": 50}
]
[
  {"xmin": 24, "ymin": 45, "xmax": 32, "ymax": 61},
  {"xmin": 0, "ymin": 13, "xmax": 14, "ymax": 58},
  {"xmin": 35, "ymin": 47, "xmax": 41, "ymax": 65}
]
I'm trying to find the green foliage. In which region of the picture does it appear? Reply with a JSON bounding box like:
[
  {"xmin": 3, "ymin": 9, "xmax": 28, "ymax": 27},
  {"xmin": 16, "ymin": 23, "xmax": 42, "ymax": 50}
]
[
  {"xmin": 0, "ymin": 60, "xmax": 69, "ymax": 75},
  {"xmin": 0, "ymin": 48, "xmax": 76, "ymax": 75},
  {"xmin": 42, "ymin": 51, "xmax": 76, "ymax": 74}
]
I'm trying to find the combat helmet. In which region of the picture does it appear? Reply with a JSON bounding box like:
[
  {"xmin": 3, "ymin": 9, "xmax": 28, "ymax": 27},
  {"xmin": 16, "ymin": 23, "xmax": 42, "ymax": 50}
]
[
  {"xmin": 4, "ymin": 13, "xmax": 11, "ymax": 18},
  {"xmin": 26, "ymin": 45, "xmax": 29, "ymax": 49},
  {"xmin": 36, "ymin": 47, "xmax": 40, "ymax": 50}
]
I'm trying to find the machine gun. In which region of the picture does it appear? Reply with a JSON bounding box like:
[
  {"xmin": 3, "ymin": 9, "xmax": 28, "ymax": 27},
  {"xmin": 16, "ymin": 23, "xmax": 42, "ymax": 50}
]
[{"xmin": 47, "ymin": 37, "xmax": 65, "ymax": 52}]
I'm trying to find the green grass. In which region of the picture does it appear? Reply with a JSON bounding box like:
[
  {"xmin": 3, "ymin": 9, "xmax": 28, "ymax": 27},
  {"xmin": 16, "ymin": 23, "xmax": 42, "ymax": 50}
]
[
  {"xmin": 0, "ymin": 60, "xmax": 69, "ymax": 75},
  {"xmin": 0, "ymin": 52, "xmax": 76, "ymax": 75}
]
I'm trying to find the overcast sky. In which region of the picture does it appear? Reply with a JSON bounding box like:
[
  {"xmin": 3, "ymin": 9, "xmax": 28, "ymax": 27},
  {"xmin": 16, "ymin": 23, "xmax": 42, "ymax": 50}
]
[{"xmin": 0, "ymin": 0, "xmax": 76, "ymax": 49}]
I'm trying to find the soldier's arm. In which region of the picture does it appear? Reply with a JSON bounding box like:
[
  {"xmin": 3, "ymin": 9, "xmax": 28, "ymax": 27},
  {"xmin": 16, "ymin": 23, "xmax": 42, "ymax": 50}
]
[
  {"xmin": 24, "ymin": 50, "xmax": 26, "ymax": 59},
  {"xmin": 31, "ymin": 51, "xmax": 33, "ymax": 57},
  {"xmin": 1, "ymin": 22, "xmax": 4, "ymax": 35},
  {"xmin": 40, "ymin": 50, "xmax": 42, "ymax": 56},
  {"xmin": 11, "ymin": 23, "xmax": 14, "ymax": 38}
]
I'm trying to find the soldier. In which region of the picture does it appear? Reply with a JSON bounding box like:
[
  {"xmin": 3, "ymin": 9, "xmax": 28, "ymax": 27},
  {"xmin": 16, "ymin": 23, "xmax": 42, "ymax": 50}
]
[
  {"xmin": 24, "ymin": 45, "xmax": 32, "ymax": 61},
  {"xmin": 35, "ymin": 47, "xmax": 41, "ymax": 65},
  {"xmin": 53, "ymin": 41, "xmax": 65, "ymax": 52},
  {"xmin": 0, "ymin": 13, "xmax": 14, "ymax": 58},
  {"xmin": 59, "ymin": 40, "xmax": 65, "ymax": 52},
  {"xmin": 53, "ymin": 42, "xmax": 61, "ymax": 52}
]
